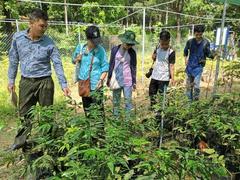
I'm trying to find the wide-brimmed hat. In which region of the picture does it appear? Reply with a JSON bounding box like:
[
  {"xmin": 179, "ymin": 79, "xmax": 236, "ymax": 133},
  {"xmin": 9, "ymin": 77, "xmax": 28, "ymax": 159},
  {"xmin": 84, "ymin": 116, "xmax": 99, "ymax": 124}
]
[
  {"xmin": 85, "ymin": 25, "xmax": 102, "ymax": 45},
  {"xmin": 118, "ymin": 30, "xmax": 139, "ymax": 45}
]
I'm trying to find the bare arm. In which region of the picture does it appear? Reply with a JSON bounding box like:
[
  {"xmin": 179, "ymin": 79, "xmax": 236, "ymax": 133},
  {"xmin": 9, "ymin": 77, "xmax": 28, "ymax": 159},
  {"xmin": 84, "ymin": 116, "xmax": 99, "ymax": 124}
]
[
  {"xmin": 96, "ymin": 48, "xmax": 109, "ymax": 89},
  {"xmin": 100, "ymin": 72, "xmax": 107, "ymax": 81},
  {"xmin": 185, "ymin": 56, "xmax": 188, "ymax": 66},
  {"xmin": 169, "ymin": 51, "xmax": 176, "ymax": 86}
]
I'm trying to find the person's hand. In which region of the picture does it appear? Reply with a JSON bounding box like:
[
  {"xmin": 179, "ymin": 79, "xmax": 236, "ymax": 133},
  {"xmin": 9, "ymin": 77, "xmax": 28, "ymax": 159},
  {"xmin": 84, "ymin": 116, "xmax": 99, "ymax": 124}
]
[
  {"xmin": 75, "ymin": 54, "xmax": 82, "ymax": 63},
  {"xmin": 198, "ymin": 140, "xmax": 208, "ymax": 152},
  {"xmin": 8, "ymin": 83, "xmax": 15, "ymax": 93},
  {"xmin": 96, "ymin": 79, "xmax": 104, "ymax": 90},
  {"xmin": 152, "ymin": 53, "xmax": 156, "ymax": 61},
  {"xmin": 132, "ymin": 84, "xmax": 136, "ymax": 91},
  {"xmin": 170, "ymin": 79, "xmax": 175, "ymax": 86},
  {"xmin": 63, "ymin": 87, "xmax": 71, "ymax": 97}
]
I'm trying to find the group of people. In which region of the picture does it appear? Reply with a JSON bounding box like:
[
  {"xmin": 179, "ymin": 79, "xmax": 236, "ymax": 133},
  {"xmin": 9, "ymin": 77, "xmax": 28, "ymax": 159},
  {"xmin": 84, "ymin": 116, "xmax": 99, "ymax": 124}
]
[
  {"xmin": 7, "ymin": 9, "xmax": 215, "ymax": 150},
  {"xmin": 72, "ymin": 26, "xmax": 138, "ymax": 118}
]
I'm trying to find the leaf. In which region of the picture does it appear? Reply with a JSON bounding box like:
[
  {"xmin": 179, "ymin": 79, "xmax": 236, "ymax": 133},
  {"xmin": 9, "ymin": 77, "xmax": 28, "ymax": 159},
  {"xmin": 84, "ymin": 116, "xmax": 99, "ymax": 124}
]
[
  {"xmin": 128, "ymin": 154, "xmax": 139, "ymax": 160},
  {"xmin": 235, "ymin": 149, "xmax": 240, "ymax": 155},
  {"xmin": 124, "ymin": 170, "xmax": 134, "ymax": 180},
  {"xmin": 115, "ymin": 166, "xmax": 121, "ymax": 173},
  {"xmin": 0, "ymin": 121, "xmax": 4, "ymax": 131},
  {"xmin": 130, "ymin": 137, "xmax": 150, "ymax": 146},
  {"xmin": 59, "ymin": 143, "xmax": 70, "ymax": 152},
  {"xmin": 203, "ymin": 148, "xmax": 215, "ymax": 154},
  {"xmin": 136, "ymin": 173, "xmax": 156, "ymax": 180},
  {"xmin": 38, "ymin": 123, "xmax": 52, "ymax": 134},
  {"xmin": 209, "ymin": 154, "xmax": 219, "ymax": 159},
  {"xmin": 107, "ymin": 161, "xmax": 114, "ymax": 175},
  {"xmin": 48, "ymin": 177, "xmax": 62, "ymax": 180},
  {"xmin": 162, "ymin": 140, "xmax": 180, "ymax": 148},
  {"xmin": 133, "ymin": 147, "xmax": 141, "ymax": 153},
  {"xmin": 58, "ymin": 156, "xmax": 67, "ymax": 162},
  {"xmin": 32, "ymin": 154, "xmax": 55, "ymax": 170},
  {"xmin": 123, "ymin": 155, "xmax": 130, "ymax": 161},
  {"xmin": 218, "ymin": 155, "xmax": 224, "ymax": 161}
]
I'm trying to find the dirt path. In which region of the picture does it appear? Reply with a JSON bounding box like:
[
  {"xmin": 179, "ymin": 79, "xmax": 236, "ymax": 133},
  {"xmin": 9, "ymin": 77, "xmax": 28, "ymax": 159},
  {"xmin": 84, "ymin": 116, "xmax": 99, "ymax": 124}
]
[
  {"xmin": 0, "ymin": 114, "xmax": 18, "ymax": 151},
  {"xmin": 0, "ymin": 110, "xmax": 19, "ymax": 179}
]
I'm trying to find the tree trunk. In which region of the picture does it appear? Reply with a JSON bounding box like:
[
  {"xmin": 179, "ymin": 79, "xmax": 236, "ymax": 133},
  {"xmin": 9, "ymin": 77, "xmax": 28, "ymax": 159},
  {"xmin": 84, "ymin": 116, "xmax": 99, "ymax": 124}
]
[
  {"xmin": 126, "ymin": 9, "xmax": 129, "ymax": 28},
  {"xmin": 176, "ymin": 14, "xmax": 181, "ymax": 44},
  {"xmin": 175, "ymin": 0, "xmax": 184, "ymax": 45},
  {"xmin": 149, "ymin": 15, "xmax": 152, "ymax": 28}
]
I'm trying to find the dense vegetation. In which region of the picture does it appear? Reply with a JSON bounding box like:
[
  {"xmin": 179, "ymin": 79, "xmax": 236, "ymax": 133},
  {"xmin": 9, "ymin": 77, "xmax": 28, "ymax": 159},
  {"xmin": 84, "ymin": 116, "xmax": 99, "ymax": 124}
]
[
  {"xmin": 0, "ymin": 0, "xmax": 240, "ymax": 179},
  {"xmin": 0, "ymin": 59, "xmax": 240, "ymax": 179},
  {"xmin": 1, "ymin": 89, "xmax": 239, "ymax": 179}
]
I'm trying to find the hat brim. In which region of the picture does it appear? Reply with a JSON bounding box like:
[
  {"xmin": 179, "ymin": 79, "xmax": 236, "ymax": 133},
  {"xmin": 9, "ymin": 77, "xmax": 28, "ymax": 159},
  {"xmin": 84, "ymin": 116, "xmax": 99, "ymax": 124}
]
[
  {"xmin": 118, "ymin": 34, "xmax": 139, "ymax": 45},
  {"xmin": 91, "ymin": 37, "xmax": 102, "ymax": 46}
]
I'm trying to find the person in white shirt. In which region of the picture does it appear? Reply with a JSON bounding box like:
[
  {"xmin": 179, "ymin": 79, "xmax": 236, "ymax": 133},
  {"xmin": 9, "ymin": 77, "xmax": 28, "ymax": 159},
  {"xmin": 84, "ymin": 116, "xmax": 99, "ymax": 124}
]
[{"xmin": 148, "ymin": 31, "xmax": 175, "ymax": 116}]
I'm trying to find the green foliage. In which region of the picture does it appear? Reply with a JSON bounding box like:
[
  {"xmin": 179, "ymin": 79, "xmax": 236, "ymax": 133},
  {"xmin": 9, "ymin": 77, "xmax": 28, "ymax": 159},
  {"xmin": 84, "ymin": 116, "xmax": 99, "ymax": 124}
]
[
  {"xmin": 165, "ymin": 90, "xmax": 240, "ymax": 173},
  {"xmin": 0, "ymin": 150, "xmax": 18, "ymax": 167},
  {"xmin": 1, "ymin": 1, "xmax": 240, "ymax": 178},
  {"xmin": 3, "ymin": 0, "xmax": 19, "ymax": 18},
  {"xmin": 80, "ymin": 2, "xmax": 106, "ymax": 24},
  {"xmin": 223, "ymin": 61, "xmax": 240, "ymax": 79},
  {"xmin": 46, "ymin": 28, "xmax": 78, "ymax": 57},
  {"xmin": 4, "ymin": 92, "xmax": 240, "ymax": 179}
]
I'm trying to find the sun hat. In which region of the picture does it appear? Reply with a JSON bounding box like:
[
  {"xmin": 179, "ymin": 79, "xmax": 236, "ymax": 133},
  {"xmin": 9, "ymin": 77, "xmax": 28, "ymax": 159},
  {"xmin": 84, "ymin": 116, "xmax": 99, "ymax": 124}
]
[{"xmin": 118, "ymin": 30, "xmax": 139, "ymax": 45}]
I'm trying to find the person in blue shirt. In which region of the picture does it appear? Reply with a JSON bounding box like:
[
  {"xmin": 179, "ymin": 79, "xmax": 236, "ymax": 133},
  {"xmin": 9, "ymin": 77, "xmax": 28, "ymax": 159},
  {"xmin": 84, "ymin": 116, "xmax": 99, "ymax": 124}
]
[
  {"xmin": 7, "ymin": 9, "xmax": 71, "ymax": 151},
  {"xmin": 72, "ymin": 25, "xmax": 109, "ymax": 118},
  {"xmin": 184, "ymin": 25, "xmax": 215, "ymax": 101}
]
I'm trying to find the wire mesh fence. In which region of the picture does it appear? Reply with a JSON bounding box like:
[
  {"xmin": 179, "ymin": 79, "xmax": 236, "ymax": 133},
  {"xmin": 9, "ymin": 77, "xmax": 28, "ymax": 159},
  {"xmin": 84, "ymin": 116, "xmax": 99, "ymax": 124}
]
[
  {"xmin": 1, "ymin": 19, "xmax": 239, "ymax": 92},
  {"xmin": 0, "ymin": 20, "xmax": 157, "ymax": 58},
  {"xmin": 0, "ymin": 20, "xmax": 161, "ymax": 84},
  {"xmin": 1, "ymin": 20, "xmax": 228, "ymax": 60}
]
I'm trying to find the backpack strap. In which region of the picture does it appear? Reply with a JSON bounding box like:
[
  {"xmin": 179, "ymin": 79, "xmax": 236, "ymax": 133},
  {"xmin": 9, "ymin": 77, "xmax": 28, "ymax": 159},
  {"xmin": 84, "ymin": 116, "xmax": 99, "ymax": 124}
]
[
  {"xmin": 151, "ymin": 44, "xmax": 159, "ymax": 67},
  {"xmin": 189, "ymin": 38, "xmax": 194, "ymax": 51},
  {"xmin": 167, "ymin": 48, "xmax": 174, "ymax": 79}
]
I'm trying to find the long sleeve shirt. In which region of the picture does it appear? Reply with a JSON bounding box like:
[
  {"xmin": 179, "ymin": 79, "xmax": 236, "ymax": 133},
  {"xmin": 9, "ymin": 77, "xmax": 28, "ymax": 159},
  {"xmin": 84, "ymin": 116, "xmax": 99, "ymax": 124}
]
[
  {"xmin": 107, "ymin": 45, "xmax": 137, "ymax": 87},
  {"xmin": 8, "ymin": 29, "xmax": 68, "ymax": 89},
  {"xmin": 72, "ymin": 44, "xmax": 109, "ymax": 90}
]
